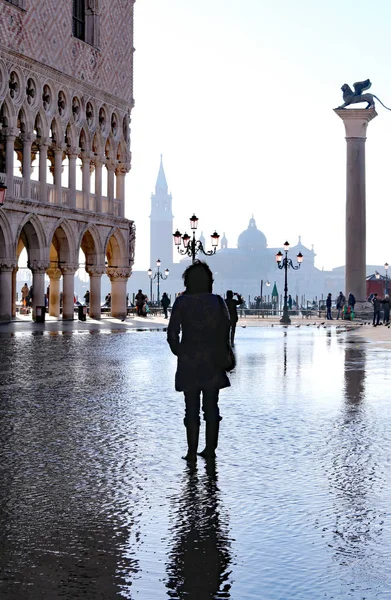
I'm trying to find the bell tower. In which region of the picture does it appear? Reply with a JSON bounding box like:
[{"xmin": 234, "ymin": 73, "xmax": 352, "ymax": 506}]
[{"xmin": 150, "ymin": 155, "xmax": 174, "ymax": 269}]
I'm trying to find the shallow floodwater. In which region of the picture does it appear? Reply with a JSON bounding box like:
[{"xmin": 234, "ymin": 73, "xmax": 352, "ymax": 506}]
[{"xmin": 0, "ymin": 327, "xmax": 391, "ymax": 599}]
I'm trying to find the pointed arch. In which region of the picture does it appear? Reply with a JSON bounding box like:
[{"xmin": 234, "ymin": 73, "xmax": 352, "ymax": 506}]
[
  {"xmin": 48, "ymin": 219, "xmax": 77, "ymax": 267},
  {"xmin": 33, "ymin": 108, "xmax": 50, "ymax": 139},
  {"xmin": 79, "ymin": 223, "xmax": 104, "ymax": 266},
  {"xmin": 92, "ymin": 130, "xmax": 104, "ymax": 156},
  {"xmin": 0, "ymin": 210, "xmax": 14, "ymax": 259},
  {"xmin": 104, "ymin": 134, "xmax": 115, "ymax": 161},
  {"xmin": 79, "ymin": 127, "xmax": 90, "ymax": 153},
  {"xmin": 0, "ymin": 97, "xmax": 17, "ymax": 127},
  {"xmin": 15, "ymin": 213, "xmax": 48, "ymax": 263},
  {"xmin": 65, "ymin": 121, "xmax": 78, "ymax": 150},
  {"xmin": 117, "ymin": 138, "xmax": 129, "ymax": 163},
  {"xmin": 104, "ymin": 227, "xmax": 127, "ymax": 266}
]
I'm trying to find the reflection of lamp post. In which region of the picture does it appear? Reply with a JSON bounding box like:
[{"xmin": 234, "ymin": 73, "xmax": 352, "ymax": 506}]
[
  {"xmin": 147, "ymin": 259, "xmax": 169, "ymax": 305},
  {"xmin": 0, "ymin": 183, "xmax": 7, "ymax": 206},
  {"xmin": 276, "ymin": 241, "xmax": 303, "ymax": 325},
  {"xmin": 385, "ymin": 262, "xmax": 389, "ymax": 295},
  {"xmin": 173, "ymin": 214, "xmax": 220, "ymax": 264}
]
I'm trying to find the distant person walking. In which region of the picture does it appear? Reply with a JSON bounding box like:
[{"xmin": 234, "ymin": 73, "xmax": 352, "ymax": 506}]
[
  {"xmin": 326, "ymin": 293, "xmax": 333, "ymax": 320},
  {"xmin": 288, "ymin": 294, "xmax": 293, "ymax": 310},
  {"xmin": 135, "ymin": 289, "xmax": 146, "ymax": 316},
  {"xmin": 372, "ymin": 293, "xmax": 381, "ymax": 326},
  {"xmin": 167, "ymin": 261, "xmax": 231, "ymax": 462},
  {"xmin": 348, "ymin": 292, "xmax": 356, "ymax": 311},
  {"xmin": 382, "ymin": 294, "xmax": 390, "ymax": 325},
  {"xmin": 225, "ymin": 290, "xmax": 243, "ymax": 346},
  {"xmin": 21, "ymin": 283, "xmax": 29, "ymax": 307},
  {"xmin": 84, "ymin": 290, "xmax": 90, "ymax": 305},
  {"xmin": 161, "ymin": 292, "xmax": 170, "ymax": 319},
  {"xmin": 336, "ymin": 291, "xmax": 345, "ymax": 320}
]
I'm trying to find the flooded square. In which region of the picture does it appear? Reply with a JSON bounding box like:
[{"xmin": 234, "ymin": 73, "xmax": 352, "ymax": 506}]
[{"xmin": 0, "ymin": 327, "xmax": 391, "ymax": 599}]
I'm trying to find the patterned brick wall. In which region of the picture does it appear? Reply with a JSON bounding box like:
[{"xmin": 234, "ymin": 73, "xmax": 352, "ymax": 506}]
[{"xmin": 0, "ymin": 0, "xmax": 134, "ymax": 105}]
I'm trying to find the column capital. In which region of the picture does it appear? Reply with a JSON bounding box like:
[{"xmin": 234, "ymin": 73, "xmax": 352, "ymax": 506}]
[
  {"xmin": 334, "ymin": 108, "xmax": 378, "ymax": 138},
  {"xmin": 106, "ymin": 160, "xmax": 117, "ymax": 171},
  {"xmin": 68, "ymin": 147, "xmax": 81, "ymax": 158},
  {"xmin": 86, "ymin": 265, "xmax": 106, "ymax": 277},
  {"xmin": 92, "ymin": 154, "xmax": 105, "ymax": 166},
  {"xmin": 106, "ymin": 267, "xmax": 132, "ymax": 281},
  {"xmin": 28, "ymin": 260, "xmax": 50, "ymax": 274},
  {"xmin": 115, "ymin": 164, "xmax": 130, "ymax": 176},
  {"xmin": 37, "ymin": 137, "xmax": 51, "ymax": 149},
  {"xmin": 20, "ymin": 133, "xmax": 36, "ymax": 144},
  {"xmin": 0, "ymin": 260, "xmax": 18, "ymax": 272},
  {"xmin": 5, "ymin": 128, "xmax": 19, "ymax": 139},
  {"xmin": 54, "ymin": 144, "xmax": 66, "ymax": 154},
  {"xmin": 60, "ymin": 264, "xmax": 79, "ymax": 275},
  {"xmin": 47, "ymin": 267, "xmax": 62, "ymax": 280},
  {"xmin": 81, "ymin": 151, "xmax": 93, "ymax": 162}
]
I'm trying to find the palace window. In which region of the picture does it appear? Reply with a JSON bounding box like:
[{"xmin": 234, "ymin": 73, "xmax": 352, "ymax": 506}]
[
  {"xmin": 73, "ymin": 0, "xmax": 86, "ymax": 42},
  {"xmin": 73, "ymin": 0, "xmax": 100, "ymax": 47}
]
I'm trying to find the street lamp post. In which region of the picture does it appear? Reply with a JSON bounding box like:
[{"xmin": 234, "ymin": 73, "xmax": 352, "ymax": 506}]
[
  {"xmin": 385, "ymin": 262, "xmax": 389, "ymax": 295},
  {"xmin": 276, "ymin": 241, "xmax": 303, "ymax": 325},
  {"xmin": 173, "ymin": 214, "xmax": 220, "ymax": 264},
  {"xmin": 147, "ymin": 259, "xmax": 169, "ymax": 305}
]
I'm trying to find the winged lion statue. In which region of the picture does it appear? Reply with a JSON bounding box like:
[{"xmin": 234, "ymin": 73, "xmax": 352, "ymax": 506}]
[{"xmin": 337, "ymin": 79, "xmax": 391, "ymax": 111}]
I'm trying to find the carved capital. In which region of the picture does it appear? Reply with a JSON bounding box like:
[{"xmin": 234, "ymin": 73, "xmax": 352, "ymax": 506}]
[
  {"xmin": 60, "ymin": 264, "xmax": 79, "ymax": 276},
  {"xmin": 0, "ymin": 260, "xmax": 18, "ymax": 272},
  {"xmin": 106, "ymin": 267, "xmax": 132, "ymax": 281},
  {"xmin": 37, "ymin": 137, "xmax": 51, "ymax": 149},
  {"xmin": 68, "ymin": 147, "xmax": 81, "ymax": 159},
  {"xmin": 5, "ymin": 127, "xmax": 19, "ymax": 140},
  {"xmin": 106, "ymin": 160, "xmax": 117, "ymax": 172},
  {"xmin": 115, "ymin": 164, "xmax": 130, "ymax": 176},
  {"xmin": 86, "ymin": 266, "xmax": 106, "ymax": 277},
  {"xmin": 29, "ymin": 260, "xmax": 50, "ymax": 274},
  {"xmin": 21, "ymin": 133, "xmax": 36, "ymax": 145},
  {"xmin": 47, "ymin": 267, "xmax": 62, "ymax": 280}
]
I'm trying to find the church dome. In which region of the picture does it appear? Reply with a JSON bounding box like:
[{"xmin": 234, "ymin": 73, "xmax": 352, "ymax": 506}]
[{"xmin": 237, "ymin": 216, "xmax": 267, "ymax": 251}]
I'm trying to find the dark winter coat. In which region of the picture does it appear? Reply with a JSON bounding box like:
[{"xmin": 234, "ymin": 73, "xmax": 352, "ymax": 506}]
[{"xmin": 167, "ymin": 293, "xmax": 231, "ymax": 392}]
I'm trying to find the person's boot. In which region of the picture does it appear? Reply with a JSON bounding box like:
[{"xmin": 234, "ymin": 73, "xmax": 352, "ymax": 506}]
[
  {"xmin": 198, "ymin": 421, "xmax": 219, "ymax": 459},
  {"xmin": 182, "ymin": 423, "xmax": 199, "ymax": 462}
]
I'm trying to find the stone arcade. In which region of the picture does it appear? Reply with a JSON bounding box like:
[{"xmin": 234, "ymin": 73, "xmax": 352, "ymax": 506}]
[{"xmin": 0, "ymin": 0, "xmax": 136, "ymax": 321}]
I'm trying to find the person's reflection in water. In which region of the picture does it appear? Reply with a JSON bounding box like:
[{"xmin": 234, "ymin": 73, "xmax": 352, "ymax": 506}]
[{"xmin": 165, "ymin": 462, "xmax": 232, "ymax": 599}]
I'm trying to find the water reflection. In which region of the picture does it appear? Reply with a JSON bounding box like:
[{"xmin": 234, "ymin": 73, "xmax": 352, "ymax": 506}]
[
  {"xmin": 165, "ymin": 462, "xmax": 232, "ymax": 599},
  {"xmin": 326, "ymin": 343, "xmax": 384, "ymax": 574}
]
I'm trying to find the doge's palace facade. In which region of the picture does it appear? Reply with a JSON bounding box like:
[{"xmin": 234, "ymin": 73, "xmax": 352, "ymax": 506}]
[{"xmin": 0, "ymin": 0, "xmax": 135, "ymax": 321}]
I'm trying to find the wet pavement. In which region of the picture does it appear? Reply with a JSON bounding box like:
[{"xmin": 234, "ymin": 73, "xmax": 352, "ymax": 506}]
[{"xmin": 0, "ymin": 326, "xmax": 391, "ymax": 599}]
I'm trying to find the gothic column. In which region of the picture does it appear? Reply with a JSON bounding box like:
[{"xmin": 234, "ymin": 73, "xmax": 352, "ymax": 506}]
[
  {"xmin": 68, "ymin": 149, "xmax": 79, "ymax": 208},
  {"xmin": 106, "ymin": 267, "xmax": 131, "ymax": 319},
  {"xmin": 38, "ymin": 138, "xmax": 49, "ymax": 203},
  {"xmin": 30, "ymin": 261, "xmax": 49, "ymax": 321},
  {"xmin": 60, "ymin": 264, "xmax": 78, "ymax": 320},
  {"xmin": 0, "ymin": 261, "xmax": 17, "ymax": 322},
  {"xmin": 115, "ymin": 165, "xmax": 127, "ymax": 218},
  {"xmin": 22, "ymin": 134, "xmax": 33, "ymax": 199},
  {"xmin": 94, "ymin": 156, "xmax": 104, "ymax": 213},
  {"xmin": 334, "ymin": 108, "xmax": 377, "ymax": 304},
  {"xmin": 107, "ymin": 161, "xmax": 116, "ymax": 215},
  {"xmin": 81, "ymin": 153, "xmax": 91, "ymax": 210},
  {"xmin": 5, "ymin": 131, "xmax": 17, "ymax": 194},
  {"xmin": 12, "ymin": 266, "xmax": 18, "ymax": 318},
  {"xmin": 86, "ymin": 266, "xmax": 106, "ymax": 319},
  {"xmin": 46, "ymin": 267, "xmax": 62, "ymax": 317},
  {"xmin": 54, "ymin": 147, "xmax": 63, "ymax": 205}
]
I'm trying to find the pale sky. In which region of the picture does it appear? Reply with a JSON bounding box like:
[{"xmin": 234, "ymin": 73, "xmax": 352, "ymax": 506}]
[{"xmin": 126, "ymin": 0, "xmax": 391, "ymax": 273}]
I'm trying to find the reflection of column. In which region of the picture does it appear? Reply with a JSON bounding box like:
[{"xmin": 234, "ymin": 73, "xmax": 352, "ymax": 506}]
[
  {"xmin": 94, "ymin": 157, "xmax": 103, "ymax": 213},
  {"xmin": 5, "ymin": 131, "xmax": 17, "ymax": 193},
  {"xmin": 68, "ymin": 150, "xmax": 78, "ymax": 208},
  {"xmin": 115, "ymin": 166, "xmax": 127, "ymax": 217},
  {"xmin": 107, "ymin": 161, "xmax": 115, "ymax": 215},
  {"xmin": 0, "ymin": 261, "xmax": 17, "ymax": 322},
  {"xmin": 61, "ymin": 264, "xmax": 78, "ymax": 321},
  {"xmin": 22, "ymin": 135, "xmax": 33, "ymax": 199},
  {"xmin": 334, "ymin": 108, "xmax": 377, "ymax": 304},
  {"xmin": 86, "ymin": 266, "xmax": 106, "ymax": 319},
  {"xmin": 46, "ymin": 267, "xmax": 62, "ymax": 317},
  {"xmin": 106, "ymin": 267, "xmax": 131, "ymax": 319},
  {"xmin": 12, "ymin": 266, "xmax": 18, "ymax": 318},
  {"xmin": 54, "ymin": 147, "xmax": 63, "ymax": 205},
  {"xmin": 38, "ymin": 139, "xmax": 49, "ymax": 203},
  {"xmin": 81, "ymin": 154, "xmax": 91, "ymax": 210},
  {"xmin": 30, "ymin": 261, "xmax": 49, "ymax": 320}
]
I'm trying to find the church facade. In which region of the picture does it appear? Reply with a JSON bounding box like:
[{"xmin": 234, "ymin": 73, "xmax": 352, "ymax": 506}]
[{"xmin": 0, "ymin": 0, "xmax": 135, "ymax": 321}]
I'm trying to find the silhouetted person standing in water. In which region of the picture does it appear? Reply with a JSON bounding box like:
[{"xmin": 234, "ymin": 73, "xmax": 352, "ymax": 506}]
[
  {"xmin": 167, "ymin": 261, "xmax": 231, "ymax": 462},
  {"xmin": 225, "ymin": 290, "xmax": 243, "ymax": 346}
]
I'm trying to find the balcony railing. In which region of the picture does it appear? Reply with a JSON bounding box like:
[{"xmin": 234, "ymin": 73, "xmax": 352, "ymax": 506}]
[{"xmin": 1, "ymin": 172, "xmax": 118, "ymax": 216}]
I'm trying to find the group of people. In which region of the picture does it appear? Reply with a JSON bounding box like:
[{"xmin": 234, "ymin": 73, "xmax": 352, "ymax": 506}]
[
  {"xmin": 325, "ymin": 291, "xmax": 356, "ymax": 320},
  {"xmin": 369, "ymin": 292, "xmax": 390, "ymax": 326},
  {"xmin": 21, "ymin": 282, "xmax": 33, "ymax": 308}
]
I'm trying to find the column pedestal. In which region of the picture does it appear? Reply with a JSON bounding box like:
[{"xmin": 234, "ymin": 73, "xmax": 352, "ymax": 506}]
[
  {"xmin": 107, "ymin": 267, "xmax": 131, "ymax": 319},
  {"xmin": 334, "ymin": 108, "xmax": 377, "ymax": 303}
]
